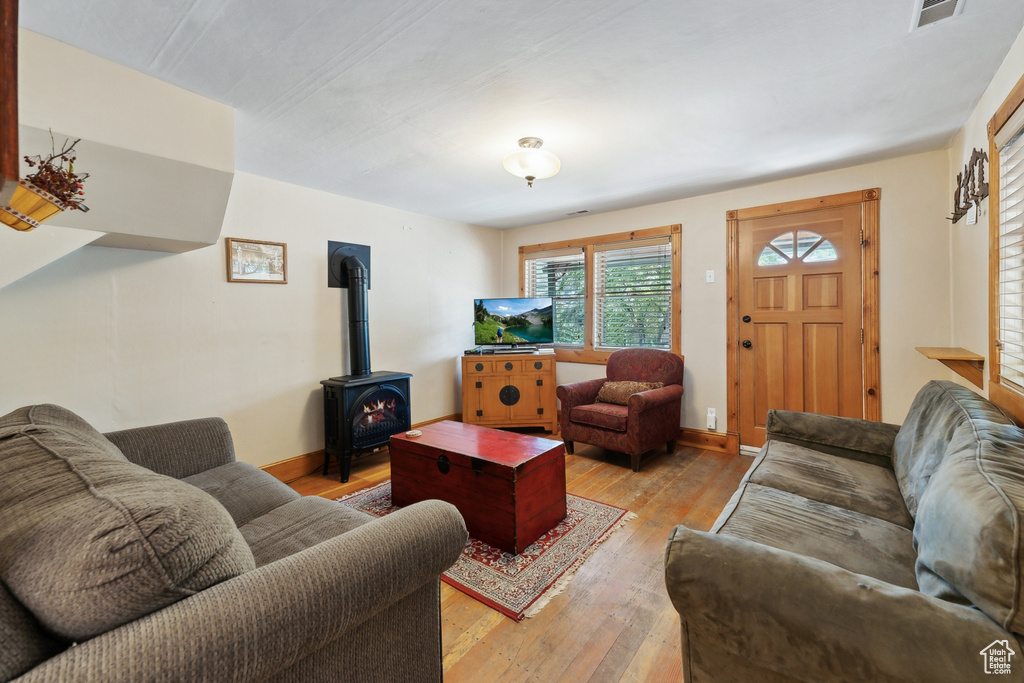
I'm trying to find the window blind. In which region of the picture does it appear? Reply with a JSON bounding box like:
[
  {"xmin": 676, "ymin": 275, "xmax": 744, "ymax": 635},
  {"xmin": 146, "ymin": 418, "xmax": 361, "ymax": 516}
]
[
  {"xmin": 524, "ymin": 248, "xmax": 585, "ymax": 345},
  {"xmin": 593, "ymin": 237, "xmax": 672, "ymax": 349},
  {"xmin": 999, "ymin": 122, "xmax": 1024, "ymax": 389}
]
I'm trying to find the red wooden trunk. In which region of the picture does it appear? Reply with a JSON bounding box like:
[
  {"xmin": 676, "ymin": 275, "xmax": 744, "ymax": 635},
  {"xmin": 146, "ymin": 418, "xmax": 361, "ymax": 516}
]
[{"xmin": 390, "ymin": 421, "xmax": 567, "ymax": 555}]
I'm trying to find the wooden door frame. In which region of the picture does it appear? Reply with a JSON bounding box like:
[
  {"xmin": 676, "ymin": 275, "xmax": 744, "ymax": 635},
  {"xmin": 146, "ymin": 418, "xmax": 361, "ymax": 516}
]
[{"xmin": 726, "ymin": 189, "xmax": 881, "ymax": 454}]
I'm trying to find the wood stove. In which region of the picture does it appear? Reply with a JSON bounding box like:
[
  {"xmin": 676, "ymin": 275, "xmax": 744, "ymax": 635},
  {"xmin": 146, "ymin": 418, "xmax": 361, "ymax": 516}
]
[
  {"xmin": 321, "ymin": 246, "xmax": 412, "ymax": 482},
  {"xmin": 322, "ymin": 371, "xmax": 411, "ymax": 482}
]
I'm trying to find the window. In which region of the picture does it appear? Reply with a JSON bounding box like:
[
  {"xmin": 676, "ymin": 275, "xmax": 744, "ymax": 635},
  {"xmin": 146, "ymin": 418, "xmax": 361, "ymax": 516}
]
[
  {"xmin": 989, "ymin": 70, "xmax": 1024, "ymax": 422},
  {"xmin": 520, "ymin": 225, "xmax": 681, "ymax": 363},
  {"xmin": 523, "ymin": 248, "xmax": 585, "ymax": 345},
  {"xmin": 757, "ymin": 230, "xmax": 837, "ymax": 266}
]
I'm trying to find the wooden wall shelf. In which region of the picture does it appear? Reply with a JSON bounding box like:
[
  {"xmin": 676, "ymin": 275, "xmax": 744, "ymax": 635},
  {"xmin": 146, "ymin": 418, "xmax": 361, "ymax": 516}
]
[{"xmin": 915, "ymin": 347, "xmax": 985, "ymax": 389}]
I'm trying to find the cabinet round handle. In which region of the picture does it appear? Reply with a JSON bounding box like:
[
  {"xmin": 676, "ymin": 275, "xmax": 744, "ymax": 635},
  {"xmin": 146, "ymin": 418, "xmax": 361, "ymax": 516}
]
[
  {"xmin": 475, "ymin": 363, "xmax": 484, "ymax": 371},
  {"xmin": 742, "ymin": 340, "xmax": 752, "ymax": 349},
  {"xmin": 534, "ymin": 361, "xmax": 543, "ymax": 370},
  {"xmin": 505, "ymin": 362, "xmax": 514, "ymax": 371}
]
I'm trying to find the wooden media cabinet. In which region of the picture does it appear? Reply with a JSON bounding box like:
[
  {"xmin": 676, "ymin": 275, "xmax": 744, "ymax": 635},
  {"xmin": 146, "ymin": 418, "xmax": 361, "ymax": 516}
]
[{"xmin": 461, "ymin": 354, "xmax": 557, "ymax": 432}]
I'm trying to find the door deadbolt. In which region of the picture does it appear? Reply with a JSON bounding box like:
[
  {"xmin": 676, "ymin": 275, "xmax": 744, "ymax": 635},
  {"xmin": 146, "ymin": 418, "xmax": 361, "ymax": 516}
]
[
  {"xmin": 742, "ymin": 315, "xmax": 751, "ymax": 323},
  {"xmin": 742, "ymin": 340, "xmax": 752, "ymax": 348}
]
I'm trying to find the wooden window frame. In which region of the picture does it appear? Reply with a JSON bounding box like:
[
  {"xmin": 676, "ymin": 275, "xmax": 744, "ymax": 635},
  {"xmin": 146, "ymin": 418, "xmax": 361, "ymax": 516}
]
[
  {"xmin": 988, "ymin": 69, "xmax": 1024, "ymax": 423},
  {"xmin": 519, "ymin": 224, "xmax": 682, "ymax": 365}
]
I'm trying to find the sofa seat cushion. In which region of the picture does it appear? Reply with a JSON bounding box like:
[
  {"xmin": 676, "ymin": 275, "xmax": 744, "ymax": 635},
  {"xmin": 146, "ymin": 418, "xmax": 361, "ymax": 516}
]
[
  {"xmin": 570, "ymin": 403, "xmax": 628, "ymax": 432},
  {"xmin": 748, "ymin": 441, "xmax": 914, "ymax": 529},
  {"xmin": 713, "ymin": 483, "xmax": 918, "ymax": 589},
  {"xmin": 0, "ymin": 404, "xmax": 255, "ymax": 641},
  {"xmin": 240, "ymin": 497, "xmax": 376, "ymax": 566},
  {"xmin": 914, "ymin": 423, "xmax": 1024, "ymax": 633},
  {"xmin": 184, "ymin": 462, "xmax": 300, "ymax": 527}
]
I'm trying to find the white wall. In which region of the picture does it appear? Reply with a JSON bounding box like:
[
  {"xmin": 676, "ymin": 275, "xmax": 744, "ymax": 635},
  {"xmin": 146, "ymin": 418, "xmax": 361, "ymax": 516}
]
[
  {"xmin": 0, "ymin": 171, "xmax": 501, "ymax": 467},
  {"xmin": 948, "ymin": 26, "xmax": 1024, "ymax": 393},
  {"xmin": 503, "ymin": 149, "xmax": 951, "ymax": 428}
]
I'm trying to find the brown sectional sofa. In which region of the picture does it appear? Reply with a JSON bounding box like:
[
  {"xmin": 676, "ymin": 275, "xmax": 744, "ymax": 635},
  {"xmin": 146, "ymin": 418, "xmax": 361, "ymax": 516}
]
[
  {"xmin": 0, "ymin": 404, "xmax": 467, "ymax": 682},
  {"xmin": 665, "ymin": 380, "xmax": 1024, "ymax": 681}
]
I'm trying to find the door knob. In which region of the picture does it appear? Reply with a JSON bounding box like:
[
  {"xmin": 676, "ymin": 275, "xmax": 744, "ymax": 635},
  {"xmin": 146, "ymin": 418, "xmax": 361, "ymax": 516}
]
[
  {"xmin": 742, "ymin": 340, "xmax": 752, "ymax": 348},
  {"xmin": 742, "ymin": 315, "xmax": 751, "ymax": 323}
]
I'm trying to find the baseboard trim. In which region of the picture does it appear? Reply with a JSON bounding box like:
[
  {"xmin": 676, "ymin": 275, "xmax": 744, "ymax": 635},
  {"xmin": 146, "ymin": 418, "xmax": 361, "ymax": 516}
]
[
  {"xmin": 262, "ymin": 450, "xmax": 324, "ymax": 483},
  {"xmin": 260, "ymin": 413, "xmax": 463, "ymax": 482},
  {"xmin": 678, "ymin": 428, "xmax": 740, "ymax": 455}
]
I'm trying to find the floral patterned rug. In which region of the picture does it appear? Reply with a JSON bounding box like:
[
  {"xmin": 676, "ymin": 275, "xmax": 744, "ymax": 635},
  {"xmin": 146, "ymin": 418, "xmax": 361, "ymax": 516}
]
[{"xmin": 338, "ymin": 481, "xmax": 635, "ymax": 621}]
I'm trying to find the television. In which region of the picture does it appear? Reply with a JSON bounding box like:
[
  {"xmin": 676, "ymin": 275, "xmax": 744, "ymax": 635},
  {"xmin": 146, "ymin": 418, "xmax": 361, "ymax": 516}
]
[{"xmin": 474, "ymin": 297, "xmax": 554, "ymax": 346}]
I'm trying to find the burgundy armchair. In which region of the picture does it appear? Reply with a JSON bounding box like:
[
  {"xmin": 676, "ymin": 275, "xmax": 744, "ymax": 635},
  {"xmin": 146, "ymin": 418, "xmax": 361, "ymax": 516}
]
[{"xmin": 556, "ymin": 348, "xmax": 684, "ymax": 472}]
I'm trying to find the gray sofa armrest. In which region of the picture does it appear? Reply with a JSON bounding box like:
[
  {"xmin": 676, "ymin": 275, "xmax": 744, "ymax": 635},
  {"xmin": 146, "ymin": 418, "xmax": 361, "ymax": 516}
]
[
  {"xmin": 664, "ymin": 525, "xmax": 1021, "ymax": 682},
  {"xmin": 18, "ymin": 499, "xmax": 468, "ymax": 683},
  {"xmin": 766, "ymin": 409, "xmax": 900, "ymax": 466},
  {"xmin": 104, "ymin": 417, "xmax": 236, "ymax": 479}
]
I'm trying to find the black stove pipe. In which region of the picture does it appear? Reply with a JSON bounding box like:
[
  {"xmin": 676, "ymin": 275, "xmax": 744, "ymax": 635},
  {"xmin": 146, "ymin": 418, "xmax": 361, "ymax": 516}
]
[{"xmin": 344, "ymin": 255, "xmax": 371, "ymax": 376}]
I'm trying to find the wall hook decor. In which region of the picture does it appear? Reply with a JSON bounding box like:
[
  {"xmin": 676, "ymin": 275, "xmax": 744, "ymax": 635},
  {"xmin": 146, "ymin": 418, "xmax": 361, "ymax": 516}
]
[{"xmin": 948, "ymin": 147, "xmax": 989, "ymax": 222}]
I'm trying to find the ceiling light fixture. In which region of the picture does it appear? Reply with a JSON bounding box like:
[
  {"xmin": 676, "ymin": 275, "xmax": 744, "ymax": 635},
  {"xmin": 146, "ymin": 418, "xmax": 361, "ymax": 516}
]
[{"xmin": 503, "ymin": 137, "xmax": 560, "ymax": 188}]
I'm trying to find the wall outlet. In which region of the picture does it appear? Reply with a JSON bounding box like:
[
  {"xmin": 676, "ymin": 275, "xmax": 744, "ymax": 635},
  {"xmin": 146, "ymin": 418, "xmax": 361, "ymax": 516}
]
[
  {"xmin": 706, "ymin": 407, "xmax": 717, "ymax": 431},
  {"xmin": 705, "ymin": 269, "xmax": 715, "ymax": 283}
]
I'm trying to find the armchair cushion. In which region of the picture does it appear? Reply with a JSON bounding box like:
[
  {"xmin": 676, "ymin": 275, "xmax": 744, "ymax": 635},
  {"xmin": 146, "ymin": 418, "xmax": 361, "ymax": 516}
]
[
  {"xmin": 595, "ymin": 380, "xmax": 664, "ymax": 405},
  {"xmin": 570, "ymin": 403, "xmax": 629, "ymax": 432},
  {"xmin": 0, "ymin": 405, "xmax": 255, "ymax": 641}
]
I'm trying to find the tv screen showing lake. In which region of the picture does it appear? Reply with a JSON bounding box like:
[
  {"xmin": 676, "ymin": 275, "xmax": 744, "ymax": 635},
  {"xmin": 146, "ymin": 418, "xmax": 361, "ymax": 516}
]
[{"xmin": 501, "ymin": 324, "xmax": 553, "ymax": 343}]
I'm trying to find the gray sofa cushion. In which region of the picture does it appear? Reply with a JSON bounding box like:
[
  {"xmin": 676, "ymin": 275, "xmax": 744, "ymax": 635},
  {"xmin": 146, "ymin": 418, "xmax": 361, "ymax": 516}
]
[
  {"xmin": 0, "ymin": 581, "xmax": 63, "ymax": 681},
  {"xmin": 915, "ymin": 422, "xmax": 1024, "ymax": 634},
  {"xmin": 893, "ymin": 380, "xmax": 1014, "ymax": 517},
  {"xmin": 748, "ymin": 440, "xmax": 913, "ymax": 529},
  {"xmin": 184, "ymin": 461, "xmax": 301, "ymax": 527},
  {"xmin": 0, "ymin": 404, "xmax": 255, "ymax": 641},
  {"xmin": 714, "ymin": 483, "xmax": 918, "ymax": 589},
  {"xmin": 240, "ymin": 496, "xmax": 376, "ymax": 567}
]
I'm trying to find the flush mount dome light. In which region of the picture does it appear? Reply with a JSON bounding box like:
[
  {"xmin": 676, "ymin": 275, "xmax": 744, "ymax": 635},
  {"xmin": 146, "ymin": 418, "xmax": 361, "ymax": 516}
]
[{"xmin": 503, "ymin": 137, "xmax": 560, "ymax": 187}]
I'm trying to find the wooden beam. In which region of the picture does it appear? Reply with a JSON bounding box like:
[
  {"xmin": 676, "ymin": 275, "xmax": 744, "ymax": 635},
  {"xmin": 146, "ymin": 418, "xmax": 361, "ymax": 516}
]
[{"xmin": 0, "ymin": 0, "xmax": 17, "ymax": 204}]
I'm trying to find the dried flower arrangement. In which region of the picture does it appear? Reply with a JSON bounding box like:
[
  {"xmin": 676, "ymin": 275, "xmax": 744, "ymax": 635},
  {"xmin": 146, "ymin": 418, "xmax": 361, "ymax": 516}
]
[{"xmin": 22, "ymin": 133, "xmax": 90, "ymax": 212}]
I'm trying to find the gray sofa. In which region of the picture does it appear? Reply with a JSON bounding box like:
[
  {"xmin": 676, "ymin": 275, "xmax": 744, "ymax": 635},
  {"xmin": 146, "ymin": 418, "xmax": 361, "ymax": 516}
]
[
  {"xmin": 0, "ymin": 404, "xmax": 468, "ymax": 682},
  {"xmin": 665, "ymin": 380, "xmax": 1024, "ymax": 681}
]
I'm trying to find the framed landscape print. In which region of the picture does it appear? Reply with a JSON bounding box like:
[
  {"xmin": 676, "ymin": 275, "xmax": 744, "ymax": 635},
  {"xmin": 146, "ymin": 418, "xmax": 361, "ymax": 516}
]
[{"xmin": 226, "ymin": 238, "xmax": 287, "ymax": 284}]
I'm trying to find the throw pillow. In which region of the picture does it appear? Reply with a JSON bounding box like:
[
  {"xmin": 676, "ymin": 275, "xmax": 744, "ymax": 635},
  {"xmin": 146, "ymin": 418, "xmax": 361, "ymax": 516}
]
[
  {"xmin": 0, "ymin": 405, "xmax": 255, "ymax": 641},
  {"xmin": 595, "ymin": 380, "xmax": 664, "ymax": 406}
]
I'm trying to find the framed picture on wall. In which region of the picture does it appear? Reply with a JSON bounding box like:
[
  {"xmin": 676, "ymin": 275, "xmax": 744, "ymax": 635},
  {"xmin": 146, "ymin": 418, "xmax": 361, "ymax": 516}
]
[{"xmin": 226, "ymin": 238, "xmax": 287, "ymax": 284}]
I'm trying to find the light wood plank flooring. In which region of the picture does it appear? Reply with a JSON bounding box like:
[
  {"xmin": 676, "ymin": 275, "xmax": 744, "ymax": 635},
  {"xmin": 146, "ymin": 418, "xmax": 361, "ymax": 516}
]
[{"xmin": 288, "ymin": 441, "xmax": 750, "ymax": 682}]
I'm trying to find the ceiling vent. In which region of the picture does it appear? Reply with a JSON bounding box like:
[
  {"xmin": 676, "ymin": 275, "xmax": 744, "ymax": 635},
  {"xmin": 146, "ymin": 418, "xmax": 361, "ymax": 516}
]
[{"xmin": 912, "ymin": 0, "xmax": 964, "ymax": 29}]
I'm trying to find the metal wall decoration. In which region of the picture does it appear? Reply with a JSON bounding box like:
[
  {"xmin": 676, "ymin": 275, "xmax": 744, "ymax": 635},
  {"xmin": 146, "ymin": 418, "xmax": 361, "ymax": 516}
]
[{"xmin": 948, "ymin": 147, "xmax": 989, "ymax": 223}]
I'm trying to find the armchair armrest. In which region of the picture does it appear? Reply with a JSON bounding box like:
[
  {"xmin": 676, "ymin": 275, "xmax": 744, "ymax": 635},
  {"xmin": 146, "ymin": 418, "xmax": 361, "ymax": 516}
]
[
  {"xmin": 627, "ymin": 384, "xmax": 683, "ymax": 413},
  {"xmin": 766, "ymin": 409, "xmax": 900, "ymax": 464},
  {"xmin": 104, "ymin": 417, "xmax": 236, "ymax": 479},
  {"xmin": 556, "ymin": 378, "xmax": 606, "ymax": 410},
  {"xmin": 664, "ymin": 526, "xmax": 1015, "ymax": 682},
  {"xmin": 21, "ymin": 500, "xmax": 468, "ymax": 682}
]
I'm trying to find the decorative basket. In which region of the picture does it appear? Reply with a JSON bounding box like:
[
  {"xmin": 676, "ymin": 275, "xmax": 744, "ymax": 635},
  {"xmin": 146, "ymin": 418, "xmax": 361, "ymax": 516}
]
[{"xmin": 0, "ymin": 180, "xmax": 72, "ymax": 232}]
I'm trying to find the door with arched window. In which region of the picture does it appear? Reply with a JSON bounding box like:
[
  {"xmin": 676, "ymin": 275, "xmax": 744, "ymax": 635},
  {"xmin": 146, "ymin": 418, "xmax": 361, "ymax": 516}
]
[{"xmin": 736, "ymin": 203, "xmax": 864, "ymax": 448}]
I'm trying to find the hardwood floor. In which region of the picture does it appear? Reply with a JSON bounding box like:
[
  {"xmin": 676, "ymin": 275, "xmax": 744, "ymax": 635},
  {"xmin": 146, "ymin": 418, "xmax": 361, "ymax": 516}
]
[{"xmin": 288, "ymin": 441, "xmax": 750, "ymax": 683}]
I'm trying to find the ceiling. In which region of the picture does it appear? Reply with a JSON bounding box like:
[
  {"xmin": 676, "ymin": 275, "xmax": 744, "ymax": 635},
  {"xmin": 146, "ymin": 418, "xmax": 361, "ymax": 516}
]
[{"xmin": 18, "ymin": 0, "xmax": 1024, "ymax": 230}]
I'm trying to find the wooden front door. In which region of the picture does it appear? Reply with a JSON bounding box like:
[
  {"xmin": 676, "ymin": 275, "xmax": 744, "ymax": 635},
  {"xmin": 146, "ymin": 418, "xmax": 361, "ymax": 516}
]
[{"xmin": 737, "ymin": 204, "xmax": 864, "ymax": 448}]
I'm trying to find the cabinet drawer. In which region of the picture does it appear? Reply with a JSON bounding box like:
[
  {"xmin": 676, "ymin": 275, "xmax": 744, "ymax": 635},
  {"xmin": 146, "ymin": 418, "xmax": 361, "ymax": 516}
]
[{"xmin": 465, "ymin": 359, "xmax": 493, "ymax": 374}]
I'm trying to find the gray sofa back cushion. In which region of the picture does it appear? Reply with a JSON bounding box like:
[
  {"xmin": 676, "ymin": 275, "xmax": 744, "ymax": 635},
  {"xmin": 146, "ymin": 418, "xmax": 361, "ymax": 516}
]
[
  {"xmin": 0, "ymin": 405, "xmax": 255, "ymax": 642},
  {"xmin": 0, "ymin": 581, "xmax": 63, "ymax": 681},
  {"xmin": 892, "ymin": 381, "xmax": 1014, "ymax": 517},
  {"xmin": 914, "ymin": 422, "xmax": 1024, "ymax": 634}
]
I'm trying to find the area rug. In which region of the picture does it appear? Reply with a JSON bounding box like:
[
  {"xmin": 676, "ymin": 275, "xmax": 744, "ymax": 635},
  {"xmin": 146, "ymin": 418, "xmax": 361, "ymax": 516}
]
[{"xmin": 338, "ymin": 481, "xmax": 635, "ymax": 621}]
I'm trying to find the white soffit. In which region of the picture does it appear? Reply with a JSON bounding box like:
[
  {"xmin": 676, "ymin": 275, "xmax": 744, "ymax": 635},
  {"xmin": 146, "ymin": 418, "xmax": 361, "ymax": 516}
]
[{"xmin": 19, "ymin": 0, "xmax": 1024, "ymax": 230}]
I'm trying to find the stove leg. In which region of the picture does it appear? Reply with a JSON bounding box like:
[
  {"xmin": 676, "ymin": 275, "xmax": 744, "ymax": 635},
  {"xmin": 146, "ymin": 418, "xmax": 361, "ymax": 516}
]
[{"xmin": 341, "ymin": 454, "xmax": 352, "ymax": 483}]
